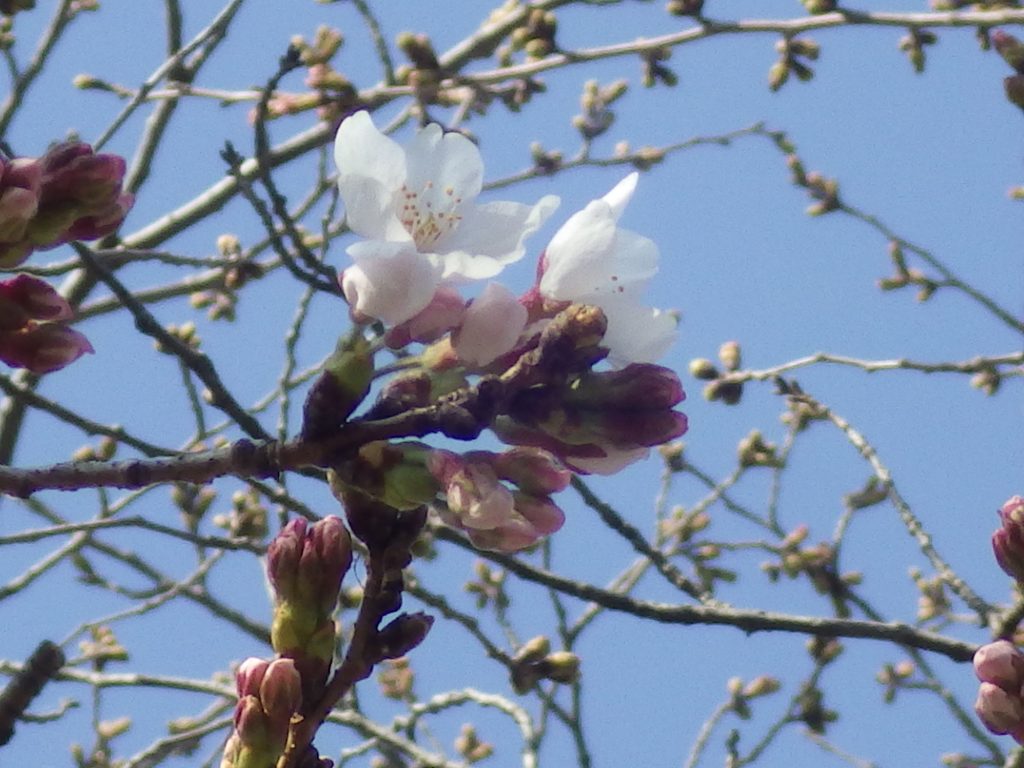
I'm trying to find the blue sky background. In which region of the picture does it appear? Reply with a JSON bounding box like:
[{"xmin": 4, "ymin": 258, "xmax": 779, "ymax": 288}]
[{"xmin": 0, "ymin": 1, "xmax": 1021, "ymax": 766}]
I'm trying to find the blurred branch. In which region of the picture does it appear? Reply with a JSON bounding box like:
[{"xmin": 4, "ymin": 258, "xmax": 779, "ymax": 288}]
[{"xmin": 0, "ymin": 0, "xmax": 75, "ymax": 138}]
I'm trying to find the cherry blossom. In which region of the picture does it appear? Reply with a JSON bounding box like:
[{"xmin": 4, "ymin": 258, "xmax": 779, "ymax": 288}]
[
  {"xmin": 537, "ymin": 172, "xmax": 677, "ymax": 365},
  {"xmin": 334, "ymin": 111, "xmax": 558, "ymax": 325}
]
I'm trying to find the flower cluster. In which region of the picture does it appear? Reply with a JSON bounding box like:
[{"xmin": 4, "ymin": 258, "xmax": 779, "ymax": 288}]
[
  {"xmin": 0, "ymin": 142, "xmax": 133, "ymax": 268},
  {"xmin": 0, "ymin": 274, "xmax": 92, "ymax": 373},
  {"xmin": 323, "ymin": 111, "xmax": 687, "ymax": 553},
  {"xmin": 429, "ymin": 447, "xmax": 570, "ymax": 552},
  {"xmin": 266, "ymin": 516, "xmax": 353, "ymax": 702},
  {"xmin": 221, "ymin": 657, "xmax": 304, "ymax": 768}
]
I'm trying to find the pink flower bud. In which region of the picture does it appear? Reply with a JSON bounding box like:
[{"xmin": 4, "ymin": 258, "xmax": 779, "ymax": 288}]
[
  {"xmin": 0, "ymin": 274, "xmax": 72, "ymax": 321},
  {"xmin": 267, "ymin": 518, "xmax": 307, "ymax": 601},
  {"xmin": 993, "ymin": 30, "xmax": 1024, "ymax": 75},
  {"xmin": 376, "ymin": 612, "xmax": 434, "ymax": 659},
  {"xmin": 993, "ymin": 496, "xmax": 1024, "ymax": 584},
  {"xmin": 975, "ymin": 640, "xmax": 1024, "ymax": 691},
  {"xmin": 40, "ymin": 143, "xmax": 125, "ymax": 207},
  {"xmin": 62, "ymin": 191, "xmax": 134, "ymax": 242},
  {"xmin": 0, "ymin": 323, "xmax": 93, "ymax": 373},
  {"xmin": 305, "ymin": 516, "xmax": 353, "ymax": 613},
  {"xmin": 384, "ymin": 286, "xmax": 466, "ymax": 348},
  {"xmin": 512, "ymin": 492, "xmax": 565, "ymax": 535},
  {"xmin": 0, "ymin": 187, "xmax": 39, "ymax": 243},
  {"xmin": 567, "ymin": 364, "xmax": 685, "ymax": 410},
  {"xmin": 492, "ymin": 447, "xmax": 571, "ymax": 495},
  {"xmin": 233, "ymin": 695, "xmax": 270, "ymax": 748},
  {"xmin": 452, "ymin": 282, "xmax": 527, "ymax": 367},
  {"xmin": 976, "ymin": 681, "xmax": 1024, "ymax": 735},
  {"xmin": 236, "ymin": 657, "xmax": 270, "ymax": 698},
  {"xmin": 437, "ymin": 454, "xmax": 516, "ymax": 531},
  {"xmin": 258, "ymin": 658, "xmax": 302, "ymax": 725}
]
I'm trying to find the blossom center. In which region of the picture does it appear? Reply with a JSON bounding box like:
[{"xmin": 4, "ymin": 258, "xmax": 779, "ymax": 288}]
[{"xmin": 399, "ymin": 181, "xmax": 463, "ymax": 251}]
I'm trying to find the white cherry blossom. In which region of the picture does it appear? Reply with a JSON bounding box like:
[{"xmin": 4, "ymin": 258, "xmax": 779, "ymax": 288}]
[
  {"xmin": 538, "ymin": 173, "xmax": 677, "ymax": 365},
  {"xmin": 334, "ymin": 112, "xmax": 558, "ymax": 325}
]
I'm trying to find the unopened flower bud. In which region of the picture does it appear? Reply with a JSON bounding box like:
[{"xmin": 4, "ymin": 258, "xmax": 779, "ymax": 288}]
[
  {"xmin": 975, "ymin": 681, "xmax": 1024, "ymax": 736},
  {"xmin": 718, "ymin": 340, "xmax": 741, "ymax": 371},
  {"xmin": 993, "ymin": 30, "xmax": 1024, "ymax": 75},
  {"xmin": 539, "ymin": 651, "xmax": 580, "ymax": 684},
  {"xmin": 376, "ymin": 612, "xmax": 434, "ymax": 660},
  {"xmin": 300, "ymin": 333, "xmax": 373, "ymax": 441},
  {"xmin": 0, "ymin": 274, "xmax": 71, "ymax": 321},
  {"xmin": 491, "ymin": 447, "xmax": 571, "ymax": 495},
  {"xmin": 259, "ymin": 658, "xmax": 302, "ymax": 724},
  {"xmin": 517, "ymin": 636, "xmax": 551, "ymax": 664},
  {"xmin": 688, "ymin": 358, "xmax": 719, "ymax": 380},
  {"xmin": 0, "ymin": 323, "xmax": 93, "ymax": 374},
  {"xmin": 974, "ymin": 640, "xmax": 1024, "ymax": 691},
  {"xmin": 236, "ymin": 657, "xmax": 270, "ymax": 698},
  {"xmin": 993, "ymin": 496, "xmax": 1024, "ymax": 584},
  {"xmin": 743, "ymin": 675, "xmax": 781, "ymax": 698},
  {"xmin": 1004, "ymin": 74, "xmax": 1024, "ymax": 112}
]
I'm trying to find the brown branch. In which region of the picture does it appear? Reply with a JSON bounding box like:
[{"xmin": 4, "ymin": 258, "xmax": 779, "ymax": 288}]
[{"xmin": 433, "ymin": 527, "xmax": 979, "ymax": 663}]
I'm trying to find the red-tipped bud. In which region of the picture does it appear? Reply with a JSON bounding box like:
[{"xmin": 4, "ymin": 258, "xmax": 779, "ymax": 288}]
[
  {"xmin": 993, "ymin": 30, "xmax": 1024, "ymax": 74},
  {"xmin": 305, "ymin": 515, "xmax": 353, "ymax": 613},
  {"xmin": 0, "ymin": 323, "xmax": 93, "ymax": 373},
  {"xmin": 258, "ymin": 658, "xmax": 302, "ymax": 725},
  {"xmin": 236, "ymin": 657, "xmax": 270, "ymax": 698},
  {"xmin": 0, "ymin": 274, "xmax": 72, "ymax": 321},
  {"xmin": 267, "ymin": 518, "xmax": 307, "ymax": 602},
  {"xmin": 993, "ymin": 496, "xmax": 1024, "ymax": 584},
  {"xmin": 376, "ymin": 612, "xmax": 434, "ymax": 659}
]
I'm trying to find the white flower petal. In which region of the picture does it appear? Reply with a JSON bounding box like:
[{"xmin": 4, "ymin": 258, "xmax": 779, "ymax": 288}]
[
  {"xmin": 334, "ymin": 112, "xmax": 408, "ymax": 241},
  {"xmin": 568, "ymin": 446, "xmax": 650, "ymax": 475},
  {"xmin": 438, "ymin": 195, "xmax": 560, "ymax": 280},
  {"xmin": 343, "ymin": 241, "xmax": 441, "ymax": 325},
  {"xmin": 599, "ymin": 300, "xmax": 679, "ymax": 366},
  {"xmin": 404, "ymin": 123, "xmax": 483, "ymax": 213},
  {"xmin": 454, "ymin": 282, "xmax": 527, "ymax": 366},
  {"xmin": 602, "ymin": 172, "xmax": 638, "ymax": 221},
  {"xmin": 538, "ymin": 174, "xmax": 676, "ymax": 363}
]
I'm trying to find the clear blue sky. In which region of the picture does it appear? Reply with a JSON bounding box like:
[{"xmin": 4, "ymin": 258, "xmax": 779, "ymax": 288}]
[{"xmin": 1, "ymin": 1, "xmax": 1021, "ymax": 766}]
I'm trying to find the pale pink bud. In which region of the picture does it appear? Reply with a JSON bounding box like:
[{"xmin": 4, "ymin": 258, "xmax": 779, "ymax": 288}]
[
  {"xmin": 258, "ymin": 658, "xmax": 302, "ymax": 724},
  {"xmin": 384, "ymin": 286, "xmax": 466, "ymax": 348},
  {"xmin": 236, "ymin": 657, "xmax": 270, "ymax": 698},
  {"xmin": 492, "ymin": 447, "xmax": 571, "ymax": 495},
  {"xmin": 452, "ymin": 282, "xmax": 527, "ymax": 367},
  {"xmin": 976, "ymin": 681, "xmax": 1024, "ymax": 735},
  {"xmin": 974, "ymin": 641, "xmax": 1024, "ymax": 691},
  {"xmin": 513, "ymin": 492, "xmax": 565, "ymax": 535},
  {"xmin": 446, "ymin": 460, "xmax": 515, "ymax": 530}
]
